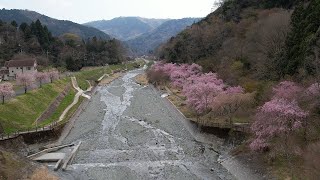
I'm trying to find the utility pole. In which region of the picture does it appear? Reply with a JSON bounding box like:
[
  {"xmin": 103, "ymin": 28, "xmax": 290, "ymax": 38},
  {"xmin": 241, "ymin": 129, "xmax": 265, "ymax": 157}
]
[
  {"xmin": 18, "ymin": 44, "xmax": 22, "ymax": 53},
  {"xmin": 46, "ymin": 50, "xmax": 50, "ymax": 59}
]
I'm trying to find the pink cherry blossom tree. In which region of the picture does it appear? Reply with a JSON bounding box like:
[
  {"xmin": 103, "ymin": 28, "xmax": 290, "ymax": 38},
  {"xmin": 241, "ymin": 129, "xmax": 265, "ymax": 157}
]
[
  {"xmin": 148, "ymin": 62, "xmax": 202, "ymax": 88},
  {"xmin": 305, "ymin": 83, "xmax": 320, "ymax": 97},
  {"xmin": 16, "ymin": 73, "xmax": 35, "ymax": 94},
  {"xmin": 35, "ymin": 72, "xmax": 49, "ymax": 88},
  {"xmin": 250, "ymin": 98, "xmax": 308, "ymax": 152},
  {"xmin": 182, "ymin": 73, "xmax": 225, "ymax": 114},
  {"xmin": 272, "ymin": 81, "xmax": 302, "ymax": 100},
  {"xmin": 0, "ymin": 82, "xmax": 15, "ymax": 104},
  {"xmin": 47, "ymin": 70, "xmax": 59, "ymax": 83},
  {"xmin": 170, "ymin": 64, "xmax": 202, "ymax": 88}
]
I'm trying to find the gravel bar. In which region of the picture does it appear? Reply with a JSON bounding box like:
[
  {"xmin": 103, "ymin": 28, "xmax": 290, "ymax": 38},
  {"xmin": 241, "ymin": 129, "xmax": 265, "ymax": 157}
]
[{"xmin": 59, "ymin": 69, "xmax": 235, "ymax": 180}]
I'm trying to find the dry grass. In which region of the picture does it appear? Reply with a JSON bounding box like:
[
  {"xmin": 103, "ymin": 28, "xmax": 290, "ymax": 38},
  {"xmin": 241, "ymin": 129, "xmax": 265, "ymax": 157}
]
[
  {"xmin": 0, "ymin": 150, "xmax": 57, "ymax": 180},
  {"xmin": 30, "ymin": 167, "xmax": 58, "ymax": 180},
  {"xmin": 135, "ymin": 73, "xmax": 148, "ymax": 85},
  {"xmin": 99, "ymin": 73, "xmax": 123, "ymax": 85}
]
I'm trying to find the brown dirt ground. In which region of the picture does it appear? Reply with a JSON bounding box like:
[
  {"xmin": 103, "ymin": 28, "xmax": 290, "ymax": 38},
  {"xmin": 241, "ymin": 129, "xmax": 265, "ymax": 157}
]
[
  {"xmin": 135, "ymin": 73, "xmax": 148, "ymax": 85},
  {"xmin": 0, "ymin": 149, "xmax": 58, "ymax": 180},
  {"xmin": 99, "ymin": 73, "xmax": 123, "ymax": 85}
]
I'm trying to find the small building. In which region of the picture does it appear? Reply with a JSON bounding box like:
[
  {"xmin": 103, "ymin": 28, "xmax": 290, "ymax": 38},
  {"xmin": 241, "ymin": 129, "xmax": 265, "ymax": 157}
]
[
  {"xmin": 3, "ymin": 59, "xmax": 37, "ymax": 80},
  {"xmin": 0, "ymin": 68, "xmax": 9, "ymax": 81}
]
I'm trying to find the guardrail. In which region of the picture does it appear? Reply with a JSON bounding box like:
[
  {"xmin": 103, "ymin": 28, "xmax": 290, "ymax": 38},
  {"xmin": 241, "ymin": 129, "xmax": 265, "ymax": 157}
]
[{"xmin": 0, "ymin": 121, "xmax": 61, "ymax": 141}]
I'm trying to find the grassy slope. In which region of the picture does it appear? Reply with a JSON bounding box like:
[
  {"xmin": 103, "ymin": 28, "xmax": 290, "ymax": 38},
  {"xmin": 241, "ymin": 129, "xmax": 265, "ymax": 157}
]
[
  {"xmin": 39, "ymin": 89, "xmax": 76, "ymax": 126},
  {"xmin": 0, "ymin": 78, "xmax": 69, "ymax": 133},
  {"xmin": 0, "ymin": 61, "xmax": 144, "ymax": 134}
]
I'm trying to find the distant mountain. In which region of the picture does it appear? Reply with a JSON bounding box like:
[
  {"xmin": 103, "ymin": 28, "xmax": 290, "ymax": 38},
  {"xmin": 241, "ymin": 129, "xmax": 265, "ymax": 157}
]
[
  {"xmin": 0, "ymin": 9, "xmax": 110, "ymax": 39},
  {"xmin": 84, "ymin": 17, "xmax": 169, "ymax": 41},
  {"xmin": 127, "ymin": 18, "xmax": 201, "ymax": 55}
]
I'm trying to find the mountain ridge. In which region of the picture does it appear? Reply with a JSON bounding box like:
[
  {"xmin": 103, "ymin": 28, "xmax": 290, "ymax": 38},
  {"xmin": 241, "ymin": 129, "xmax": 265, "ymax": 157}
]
[
  {"xmin": 127, "ymin": 17, "xmax": 201, "ymax": 55},
  {"xmin": 84, "ymin": 17, "xmax": 170, "ymax": 41},
  {"xmin": 0, "ymin": 9, "xmax": 110, "ymax": 39}
]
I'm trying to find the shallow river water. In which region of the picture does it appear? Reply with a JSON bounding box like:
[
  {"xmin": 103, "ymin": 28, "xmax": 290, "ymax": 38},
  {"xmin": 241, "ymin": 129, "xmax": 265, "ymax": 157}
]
[{"xmin": 60, "ymin": 69, "xmax": 234, "ymax": 180}]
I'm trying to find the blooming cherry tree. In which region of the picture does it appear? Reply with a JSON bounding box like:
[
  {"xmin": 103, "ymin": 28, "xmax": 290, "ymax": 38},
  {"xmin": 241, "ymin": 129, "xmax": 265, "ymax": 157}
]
[
  {"xmin": 0, "ymin": 83, "xmax": 15, "ymax": 104},
  {"xmin": 35, "ymin": 72, "xmax": 49, "ymax": 88},
  {"xmin": 183, "ymin": 73, "xmax": 225, "ymax": 114},
  {"xmin": 16, "ymin": 73, "xmax": 35, "ymax": 94},
  {"xmin": 305, "ymin": 83, "xmax": 320, "ymax": 97},
  {"xmin": 47, "ymin": 70, "xmax": 59, "ymax": 83},
  {"xmin": 183, "ymin": 82, "xmax": 217, "ymax": 113},
  {"xmin": 272, "ymin": 81, "xmax": 302, "ymax": 100},
  {"xmin": 250, "ymin": 98, "xmax": 308, "ymax": 151}
]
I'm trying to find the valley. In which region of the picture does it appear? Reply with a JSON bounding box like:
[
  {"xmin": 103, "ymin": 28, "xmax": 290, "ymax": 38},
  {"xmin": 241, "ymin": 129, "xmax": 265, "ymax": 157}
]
[{"xmin": 0, "ymin": 0, "xmax": 320, "ymax": 179}]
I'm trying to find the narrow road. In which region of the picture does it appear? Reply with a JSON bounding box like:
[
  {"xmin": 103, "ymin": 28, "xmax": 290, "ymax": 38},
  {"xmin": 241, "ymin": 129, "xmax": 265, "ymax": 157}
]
[{"xmin": 60, "ymin": 69, "xmax": 234, "ymax": 180}]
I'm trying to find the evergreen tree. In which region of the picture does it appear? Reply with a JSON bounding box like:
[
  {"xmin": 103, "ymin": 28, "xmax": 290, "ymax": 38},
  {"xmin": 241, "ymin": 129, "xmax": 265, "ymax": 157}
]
[
  {"xmin": 10, "ymin": 20, "xmax": 18, "ymax": 28},
  {"xmin": 284, "ymin": 0, "xmax": 320, "ymax": 76}
]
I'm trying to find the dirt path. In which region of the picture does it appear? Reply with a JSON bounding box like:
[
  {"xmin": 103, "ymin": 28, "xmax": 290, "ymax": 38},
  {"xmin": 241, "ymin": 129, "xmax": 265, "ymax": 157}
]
[{"xmin": 57, "ymin": 77, "xmax": 89, "ymax": 123}]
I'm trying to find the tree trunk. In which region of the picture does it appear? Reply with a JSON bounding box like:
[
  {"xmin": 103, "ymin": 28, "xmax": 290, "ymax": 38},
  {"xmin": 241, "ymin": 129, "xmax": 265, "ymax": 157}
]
[
  {"xmin": 285, "ymin": 133, "xmax": 293, "ymax": 178},
  {"xmin": 24, "ymin": 86, "xmax": 27, "ymax": 94},
  {"xmin": 40, "ymin": 81, "xmax": 42, "ymax": 88},
  {"xmin": 303, "ymin": 119, "xmax": 308, "ymax": 146},
  {"xmin": 2, "ymin": 96, "xmax": 4, "ymax": 104}
]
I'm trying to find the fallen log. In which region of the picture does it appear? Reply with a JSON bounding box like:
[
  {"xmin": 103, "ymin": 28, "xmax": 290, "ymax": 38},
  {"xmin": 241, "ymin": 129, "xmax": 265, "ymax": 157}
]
[
  {"xmin": 54, "ymin": 159, "xmax": 63, "ymax": 171},
  {"xmin": 62, "ymin": 141, "xmax": 82, "ymax": 171}
]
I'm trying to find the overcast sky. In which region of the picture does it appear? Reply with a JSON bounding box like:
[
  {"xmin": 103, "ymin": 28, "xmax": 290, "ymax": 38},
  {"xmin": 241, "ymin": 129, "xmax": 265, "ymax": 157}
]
[{"xmin": 0, "ymin": 0, "xmax": 216, "ymax": 24}]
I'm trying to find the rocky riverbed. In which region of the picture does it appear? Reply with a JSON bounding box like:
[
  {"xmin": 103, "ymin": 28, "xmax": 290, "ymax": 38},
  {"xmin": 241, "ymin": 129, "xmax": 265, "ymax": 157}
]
[{"xmin": 58, "ymin": 69, "xmax": 237, "ymax": 179}]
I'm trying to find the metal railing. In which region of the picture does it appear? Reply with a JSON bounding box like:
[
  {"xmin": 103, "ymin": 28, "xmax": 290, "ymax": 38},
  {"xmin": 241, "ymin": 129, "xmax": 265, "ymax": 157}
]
[{"xmin": 0, "ymin": 121, "xmax": 60, "ymax": 141}]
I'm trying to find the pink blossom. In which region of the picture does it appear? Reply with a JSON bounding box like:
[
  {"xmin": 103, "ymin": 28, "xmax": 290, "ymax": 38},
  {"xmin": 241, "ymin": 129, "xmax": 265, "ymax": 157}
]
[
  {"xmin": 35, "ymin": 72, "xmax": 49, "ymax": 87},
  {"xmin": 224, "ymin": 86, "xmax": 244, "ymax": 94},
  {"xmin": 47, "ymin": 70, "xmax": 59, "ymax": 83},
  {"xmin": 182, "ymin": 73, "xmax": 225, "ymax": 113},
  {"xmin": 250, "ymin": 98, "xmax": 308, "ymax": 151},
  {"xmin": 249, "ymin": 138, "xmax": 269, "ymax": 152},
  {"xmin": 183, "ymin": 82, "xmax": 221, "ymax": 113},
  {"xmin": 305, "ymin": 83, "xmax": 320, "ymax": 97},
  {"xmin": 272, "ymin": 81, "xmax": 302, "ymax": 100},
  {"xmin": 0, "ymin": 82, "xmax": 15, "ymax": 104},
  {"xmin": 16, "ymin": 72, "xmax": 35, "ymax": 94}
]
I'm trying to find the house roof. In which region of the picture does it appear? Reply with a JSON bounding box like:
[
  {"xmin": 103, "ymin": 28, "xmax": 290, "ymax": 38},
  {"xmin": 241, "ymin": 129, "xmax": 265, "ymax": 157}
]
[
  {"xmin": 0, "ymin": 69, "xmax": 9, "ymax": 75},
  {"xmin": 5, "ymin": 59, "xmax": 36, "ymax": 67}
]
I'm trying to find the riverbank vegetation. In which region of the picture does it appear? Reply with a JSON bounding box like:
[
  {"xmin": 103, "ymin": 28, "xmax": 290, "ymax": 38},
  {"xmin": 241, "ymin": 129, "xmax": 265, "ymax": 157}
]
[
  {"xmin": 0, "ymin": 61, "xmax": 143, "ymax": 134},
  {"xmin": 0, "ymin": 16, "xmax": 143, "ymax": 135},
  {"xmin": 147, "ymin": 62, "xmax": 254, "ymax": 126},
  {"xmin": 154, "ymin": 0, "xmax": 320, "ymax": 178},
  {"xmin": 0, "ymin": 78, "xmax": 69, "ymax": 133}
]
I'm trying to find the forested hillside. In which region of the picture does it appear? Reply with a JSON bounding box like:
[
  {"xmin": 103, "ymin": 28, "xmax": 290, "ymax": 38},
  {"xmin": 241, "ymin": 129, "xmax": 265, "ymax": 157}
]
[
  {"xmin": 158, "ymin": 0, "xmax": 320, "ymax": 83},
  {"xmin": 85, "ymin": 17, "xmax": 168, "ymax": 41},
  {"xmin": 0, "ymin": 19, "xmax": 125, "ymax": 71},
  {"xmin": 156, "ymin": 0, "xmax": 320, "ymax": 178},
  {"xmin": 0, "ymin": 9, "xmax": 110, "ymax": 39},
  {"xmin": 127, "ymin": 18, "xmax": 201, "ymax": 55}
]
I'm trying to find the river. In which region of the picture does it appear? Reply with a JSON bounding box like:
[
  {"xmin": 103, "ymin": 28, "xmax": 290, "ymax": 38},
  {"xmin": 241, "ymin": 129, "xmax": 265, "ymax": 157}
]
[{"xmin": 59, "ymin": 68, "xmax": 235, "ymax": 179}]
